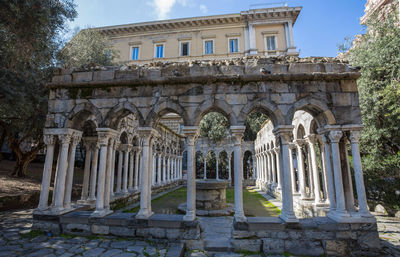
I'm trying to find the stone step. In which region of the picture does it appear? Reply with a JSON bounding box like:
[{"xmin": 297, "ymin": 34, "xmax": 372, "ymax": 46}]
[
  {"xmin": 166, "ymin": 242, "xmax": 185, "ymax": 257},
  {"xmin": 204, "ymin": 239, "xmax": 233, "ymax": 252}
]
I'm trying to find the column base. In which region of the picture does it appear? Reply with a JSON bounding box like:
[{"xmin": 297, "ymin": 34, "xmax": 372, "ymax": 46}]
[
  {"xmin": 136, "ymin": 210, "xmax": 154, "ymax": 220},
  {"xmin": 234, "ymin": 213, "xmax": 247, "ymax": 223},
  {"xmin": 279, "ymin": 212, "xmax": 299, "ymax": 223},
  {"xmin": 91, "ymin": 209, "xmax": 113, "ymax": 217},
  {"xmin": 327, "ymin": 210, "xmax": 351, "ymax": 222},
  {"xmin": 183, "ymin": 210, "xmax": 196, "ymax": 221},
  {"xmin": 45, "ymin": 206, "xmax": 76, "ymax": 216}
]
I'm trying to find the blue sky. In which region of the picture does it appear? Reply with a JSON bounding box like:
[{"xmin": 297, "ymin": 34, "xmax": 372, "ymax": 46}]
[{"xmin": 68, "ymin": 0, "xmax": 366, "ymax": 57}]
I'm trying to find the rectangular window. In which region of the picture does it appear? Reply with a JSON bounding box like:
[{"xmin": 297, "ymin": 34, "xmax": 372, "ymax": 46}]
[
  {"xmin": 156, "ymin": 44, "xmax": 164, "ymax": 58},
  {"xmin": 229, "ymin": 38, "xmax": 239, "ymax": 53},
  {"xmin": 205, "ymin": 40, "xmax": 214, "ymax": 55},
  {"xmin": 132, "ymin": 47, "xmax": 139, "ymax": 60},
  {"xmin": 181, "ymin": 42, "xmax": 189, "ymax": 56},
  {"xmin": 266, "ymin": 36, "xmax": 276, "ymax": 51}
]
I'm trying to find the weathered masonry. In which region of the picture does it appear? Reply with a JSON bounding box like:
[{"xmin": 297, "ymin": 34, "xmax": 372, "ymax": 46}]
[{"xmin": 33, "ymin": 57, "xmax": 380, "ymax": 256}]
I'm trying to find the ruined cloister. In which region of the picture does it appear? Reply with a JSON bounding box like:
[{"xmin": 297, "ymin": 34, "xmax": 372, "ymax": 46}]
[{"xmin": 33, "ymin": 57, "xmax": 381, "ymax": 256}]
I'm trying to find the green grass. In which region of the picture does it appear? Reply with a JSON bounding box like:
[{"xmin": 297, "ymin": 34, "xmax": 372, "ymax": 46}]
[{"xmin": 123, "ymin": 186, "xmax": 281, "ymax": 217}]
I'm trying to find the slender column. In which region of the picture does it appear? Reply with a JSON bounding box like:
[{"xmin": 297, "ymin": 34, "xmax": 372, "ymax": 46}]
[
  {"xmin": 231, "ymin": 126, "xmax": 246, "ymax": 222},
  {"xmin": 137, "ymin": 128, "xmax": 157, "ymax": 219},
  {"xmin": 51, "ymin": 148, "xmax": 61, "ymax": 205},
  {"xmin": 64, "ymin": 133, "xmax": 82, "ymax": 209},
  {"xmin": 166, "ymin": 156, "xmax": 170, "ymax": 182},
  {"xmin": 251, "ymin": 155, "xmax": 256, "ymax": 179},
  {"xmin": 179, "ymin": 156, "xmax": 183, "ymax": 179},
  {"xmin": 268, "ymin": 151, "xmax": 273, "ymax": 183},
  {"xmin": 92, "ymin": 130, "xmax": 110, "ymax": 216},
  {"xmin": 216, "ymin": 154, "xmax": 219, "ymax": 180},
  {"xmin": 81, "ymin": 140, "xmax": 92, "ymax": 201},
  {"xmin": 152, "ymin": 152, "xmax": 156, "ymax": 186},
  {"xmin": 53, "ymin": 134, "xmax": 72, "ymax": 212},
  {"xmin": 105, "ymin": 137, "xmax": 117, "ymax": 211},
  {"xmin": 162, "ymin": 153, "xmax": 167, "ymax": 184},
  {"xmin": 275, "ymin": 127, "xmax": 298, "ymax": 223},
  {"xmin": 320, "ymin": 139, "xmax": 329, "ymax": 202},
  {"xmin": 275, "ymin": 147, "xmax": 282, "ymax": 190},
  {"xmin": 203, "ymin": 152, "xmax": 207, "ymax": 179},
  {"xmin": 116, "ymin": 149, "xmax": 123, "ymax": 193},
  {"xmin": 183, "ymin": 127, "xmax": 198, "ymax": 221},
  {"xmin": 128, "ymin": 148, "xmax": 134, "ymax": 190},
  {"xmin": 122, "ymin": 147, "xmax": 129, "ymax": 193},
  {"xmin": 295, "ymin": 140, "xmax": 307, "ymax": 199},
  {"xmin": 288, "ymin": 144, "xmax": 296, "ymax": 194},
  {"xmin": 228, "ymin": 155, "xmax": 232, "ymax": 182},
  {"xmin": 349, "ymin": 131, "xmax": 373, "ymax": 217},
  {"xmin": 307, "ymin": 149, "xmax": 315, "ymax": 197},
  {"xmin": 271, "ymin": 150, "xmax": 277, "ymax": 184},
  {"xmin": 134, "ymin": 149, "xmax": 140, "ymax": 190},
  {"xmin": 89, "ymin": 144, "xmax": 99, "ymax": 201},
  {"xmin": 307, "ymin": 135, "xmax": 322, "ymax": 204},
  {"xmin": 111, "ymin": 141, "xmax": 119, "ymax": 197},
  {"xmin": 321, "ymin": 134, "xmax": 336, "ymax": 211},
  {"xmin": 37, "ymin": 135, "xmax": 56, "ymax": 211},
  {"xmin": 329, "ymin": 131, "xmax": 349, "ymax": 217},
  {"xmin": 157, "ymin": 153, "xmax": 162, "ymax": 184}
]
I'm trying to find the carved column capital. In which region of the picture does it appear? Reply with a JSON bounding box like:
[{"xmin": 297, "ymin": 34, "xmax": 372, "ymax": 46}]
[
  {"xmin": 58, "ymin": 134, "xmax": 72, "ymax": 145},
  {"xmin": 349, "ymin": 130, "xmax": 361, "ymax": 143},
  {"xmin": 43, "ymin": 134, "xmax": 56, "ymax": 146},
  {"xmin": 329, "ymin": 130, "xmax": 343, "ymax": 143},
  {"xmin": 230, "ymin": 126, "xmax": 246, "ymax": 145}
]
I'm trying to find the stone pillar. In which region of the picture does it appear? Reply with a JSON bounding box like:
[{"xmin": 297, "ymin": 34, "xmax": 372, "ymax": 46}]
[
  {"xmin": 37, "ymin": 134, "xmax": 56, "ymax": 211},
  {"xmin": 105, "ymin": 136, "xmax": 117, "ymax": 211},
  {"xmin": 128, "ymin": 148, "xmax": 134, "ymax": 191},
  {"xmin": 295, "ymin": 140, "xmax": 307, "ymax": 199},
  {"xmin": 89, "ymin": 143, "xmax": 99, "ymax": 201},
  {"xmin": 116, "ymin": 149, "xmax": 123, "ymax": 193},
  {"xmin": 179, "ymin": 156, "xmax": 183, "ymax": 179},
  {"xmin": 157, "ymin": 153, "xmax": 162, "ymax": 185},
  {"xmin": 307, "ymin": 135, "xmax": 322, "ymax": 204},
  {"xmin": 275, "ymin": 147, "xmax": 282, "ymax": 190},
  {"xmin": 216, "ymin": 154, "xmax": 219, "ymax": 180},
  {"xmin": 275, "ymin": 127, "xmax": 298, "ymax": 223},
  {"xmin": 329, "ymin": 130, "xmax": 350, "ymax": 220},
  {"xmin": 111, "ymin": 140, "xmax": 120, "ymax": 197},
  {"xmin": 122, "ymin": 146, "xmax": 130, "ymax": 194},
  {"xmin": 231, "ymin": 126, "xmax": 246, "ymax": 223},
  {"xmin": 134, "ymin": 149, "xmax": 140, "ymax": 190},
  {"xmin": 248, "ymin": 23, "xmax": 257, "ymax": 54},
  {"xmin": 203, "ymin": 151, "xmax": 207, "ymax": 179},
  {"xmin": 80, "ymin": 139, "xmax": 92, "ymax": 201},
  {"xmin": 251, "ymin": 155, "xmax": 256, "ymax": 179},
  {"xmin": 321, "ymin": 134, "xmax": 336, "ymax": 211},
  {"xmin": 53, "ymin": 134, "xmax": 72, "ymax": 212},
  {"xmin": 152, "ymin": 152, "xmax": 156, "ymax": 186},
  {"xmin": 349, "ymin": 131, "xmax": 374, "ymax": 218},
  {"xmin": 162, "ymin": 153, "xmax": 167, "ymax": 184},
  {"xmin": 288, "ymin": 143, "xmax": 297, "ymax": 194},
  {"xmin": 136, "ymin": 128, "xmax": 158, "ymax": 219},
  {"xmin": 183, "ymin": 126, "xmax": 198, "ymax": 221},
  {"xmin": 228, "ymin": 155, "xmax": 232, "ymax": 182},
  {"xmin": 64, "ymin": 133, "xmax": 82, "ymax": 210},
  {"xmin": 166, "ymin": 155, "xmax": 170, "ymax": 182},
  {"xmin": 270, "ymin": 150, "xmax": 276, "ymax": 184},
  {"xmin": 92, "ymin": 129, "xmax": 111, "ymax": 217}
]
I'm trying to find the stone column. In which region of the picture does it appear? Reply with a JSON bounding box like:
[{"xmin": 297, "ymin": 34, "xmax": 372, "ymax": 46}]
[
  {"xmin": 307, "ymin": 135, "xmax": 322, "ymax": 204},
  {"xmin": 271, "ymin": 150, "xmax": 277, "ymax": 184},
  {"xmin": 64, "ymin": 133, "xmax": 82, "ymax": 209},
  {"xmin": 116, "ymin": 149, "xmax": 123, "ymax": 193},
  {"xmin": 157, "ymin": 153, "xmax": 162, "ymax": 185},
  {"xmin": 136, "ymin": 128, "xmax": 157, "ymax": 219},
  {"xmin": 162, "ymin": 153, "xmax": 167, "ymax": 184},
  {"xmin": 89, "ymin": 143, "xmax": 99, "ymax": 201},
  {"xmin": 349, "ymin": 131, "xmax": 373, "ymax": 218},
  {"xmin": 216, "ymin": 153, "xmax": 219, "ymax": 180},
  {"xmin": 248, "ymin": 23, "xmax": 257, "ymax": 54},
  {"xmin": 166, "ymin": 155, "xmax": 170, "ymax": 182},
  {"xmin": 295, "ymin": 140, "xmax": 307, "ymax": 199},
  {"xmin": 128, "ymin": 148, "xmax": 134, "ymax": 191},
  {"xmin": 134, "ymin": 149, "xmax": 140, "ymax": 190},
  {"xmin": 329, "ymin": 130, "xmax": 350, "ymax": 219},
  {"xmin": 231, "ymin": 126, "xmax": 246, "ymax": 223},
  {"xmin": 203, "ymin": 151, "xmax": 207, "ymax": 179},
  {"xmin": 92, "ymin": 129, "xmax": 111, "ymax": 217},
  {"xmin": 37, "ymin": 134, "xmax": 56, "ymax": 211},
  {"xmin": 122, "ymin": 146, "xmax": 130, "ymax": 194},
  {"xmin": 251, "ymin": 155, "xmax": 256, "ymax": 179},
  {"xmin": 274, "ymin": 127, "xmax": 298, "ymax": 223},
  {"xmin": 274, "ymin": 147, "xmax": 282, "ymax": 190},
  {"xmin": 53, "ymin": 134, "xmax": 72, "ymax": 212},
  {"xmin": 105, "ymin": 136, "xmax": 117, "ymax": 211},
  {"xmin": 321, "ymin": 134, "xmax": 336, "ymax": 211},
  {"xmin": 80, "ymin": 139, "xmax": 92, "ymax": 201},
  {"xmin": 288, "ymin": 143, "xmax": 297, "ymax": 194},
  {"xmin": 152, "ymin": 152, "xmax": 156, "ymax": 186},
  {"xmin": 228, "ymin": 155, "xmax": 232, "ymax": 182},
  {"xmin": 111, "ymin": 141, "xmax": 120, "ymax": 197},
  {"xmin": 183, "ymin": 126, "xmax": 198, "ymax": 221}
]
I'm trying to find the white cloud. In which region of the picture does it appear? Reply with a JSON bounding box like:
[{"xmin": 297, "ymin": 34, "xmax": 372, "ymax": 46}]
[
  {"xmin": 199, "ymin": 4, "xmax": 208, "ymax": 14},
  {"xmin": 151, "ymin": 0, "xmax": 190, "ymax": 20}
]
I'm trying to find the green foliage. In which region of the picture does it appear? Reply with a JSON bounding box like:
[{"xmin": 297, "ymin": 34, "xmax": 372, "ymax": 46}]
[
  {"xmin": 345, "ymin": 5, "xmax": 400, "ymax": 208},
  {"xmin": 244, "ymin": 112, "xmax": 268, "ymax": 141},
  {"xmin": 57, "ymin": 28, "xmax": 119, "ymax": 68},
  {"xmin": 199, "ymin": 112, "xmax": 229, "ymax": 142},
  {"xmin": 0, "ymin": 0, "xmax": 76, "ymax": 176}
]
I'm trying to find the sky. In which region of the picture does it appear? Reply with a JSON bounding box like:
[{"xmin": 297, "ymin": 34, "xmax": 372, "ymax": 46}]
[{"xmin": 68, "ymin": 0, "xmax": 367, "ymax": 57}]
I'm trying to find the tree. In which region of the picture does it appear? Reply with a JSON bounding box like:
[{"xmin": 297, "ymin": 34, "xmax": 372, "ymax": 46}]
[
  {"xmin": 199, "ymin": 112, "xmax": 229, "ymax": 143},
  {"xmin": 57, "ymin": 28, "xmax": 119, "ymax": 68},
  {"xmin": 343, "ymin": 5, "xmax": 400, "ymax": 208},
  {"xmin": 0, "ymin": 0, "xmax": 77, "ymax": 176}
]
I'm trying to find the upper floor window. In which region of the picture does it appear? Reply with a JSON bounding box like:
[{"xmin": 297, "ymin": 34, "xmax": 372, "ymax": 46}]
[
  {"xmin": 180, "ymin": 42, "xmax": 190, "ymax": 56},
  {"xmin": 155, "ymin": 44, "xmax": 164, "ymax": 58},
  {"xmin": 131, "ymin": 46, "xmax": 139, "ymax": 60},
  {"xmin": 204, "ymin": 40, "xmax": 214, "ymax": 55},
  {"xmin": 266, "ymin": 36, "xmax": 277, "ymax": 51},
  {"xmin": 229, "ymin": 38, "xmax": 239, "ymax": 53}
]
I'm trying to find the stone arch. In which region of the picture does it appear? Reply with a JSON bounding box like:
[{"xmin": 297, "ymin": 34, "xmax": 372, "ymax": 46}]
[
  {"xmin": 147, "ymin": 99, "xmax": 189, "ymax": 127},
  {"xmin": 193, "ymin": 98, "xmax": 237, "ymax": 126},
  {"xmin": 287, "ymin": 97, "xmax": 336, "ymax": 127},
  {"xmin": 104, "ymin": 101, "xmax": 143, "ymax": 129},
  {"xmin": 239, "ymin": 98, "xmax": 285, "ymax": 127},
  {"xmin": 66, "ymin": 102, "xmax": 102, "ymax": 130},
  {"xmin": 296, "ymin": 124, "xmax": 306, "ymax": 140}
]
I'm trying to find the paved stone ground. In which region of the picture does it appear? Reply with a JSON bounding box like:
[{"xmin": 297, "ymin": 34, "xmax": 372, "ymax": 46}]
[{"xmin": 1, "ymin": 209, "xmax": 400, "ymax": 257}]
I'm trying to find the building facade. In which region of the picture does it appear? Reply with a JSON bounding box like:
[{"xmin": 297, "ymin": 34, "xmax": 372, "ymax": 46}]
[{"xmin": 95, "ymin": 6, "xmax": 301, "ymax": 64}]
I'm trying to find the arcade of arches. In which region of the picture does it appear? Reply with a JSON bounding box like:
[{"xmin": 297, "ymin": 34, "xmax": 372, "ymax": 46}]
[{"xmin": 33, "ymin": 57, "xmax": 381, "ymax": 256}]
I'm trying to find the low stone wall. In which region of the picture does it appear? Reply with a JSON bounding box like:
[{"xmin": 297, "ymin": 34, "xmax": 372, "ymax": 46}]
[{"xmin": 232, "ymin": 217, "xmax": 381, "ymax": 256}]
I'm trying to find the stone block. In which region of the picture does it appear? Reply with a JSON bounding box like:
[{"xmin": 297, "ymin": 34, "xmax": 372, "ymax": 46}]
[
  {"xmin": 185, "ymin": 240, "xmax": 204, "ymax": 251},
  {"xmin": 331, "ymin": 93, "xmax": 352, "ymax": 106},
  {"xmin": 63, "ymin": 223, "xmax": 91, "ymax": 235},
  {"xmin": 340, "ymin": 80, "xmax": 358, "ymax": 92},
  {"xmin": 115, "ymin": 69, "xmax": 139, "ymax": 80},
  {"xmin": 72, "ymin": 72, "xmax": 93, "ymax": 83},
  {"xmin": 336, "ymin": 231, "xmax": 357, "ymax": 240},
  {"xmin": 226, "ymin": 94, "xmax": 247, "ymax": 105},
  {"xmin": 135, "ymin": 228, "xmax": 150, "ymax": 237},
  {"xmin": 271, "ymin": 93, "xmax": 296, "ymax": 104},
  {"xmin": 271, "ymin": 82, "xmax": 289, "ymax": 93},
  {"xmin": 324, "ymin": 63, "xmax": 347, "ymax": 73},
  {"xmin": 262, "ymin": 238, "xmax": 284, "ymax": 254},
  {"xmin": 149, "ymin": 227, "xmax": 166, "ymax": 238},
  {"xmin": 52, "ymin": 75, "xmax": 72, "ymax": 83},
  {"xmin": 60, "ymin": 211, "xmax": 91, "ymax": 224},
  {"xmin": 232, "ymin": 239, "xmax": 261, "ymax": 252},
  {"xmin": 166, "ymin": 243, "xmax": 185, "ymax": 257},
  {"xmin": 269, "ymin": 231, "xmax": 289, "ymax": 239},
  {"xmin": 288, "ymin": 63, "xmax": 325, "ymax": 73},
  {"xmin": 91, "ymin": 224, "xmax": 109, "ymax": 234},
  {"xmin": 182, "ymin": 228, "xmax": 200, "ymax": 240},
  {"xmin": 141, "ymin": 68, "xmax": 161, "ymax": 78},
  {"xmin": 232, "ymin": 230, "xmax": 256, "ymax": 239},
  {"xmin": 109, "ymin": 226, "xmax": 135, "ymax": 237},
  {"xmin": 357, "ymin": 231, "xmax": 381, "ymax": 250},
  {"xmin": 94, "ymin": 70, "xmax": 114, "ymax": 81},
  {"xmin": 104, "ymin": 213, "xmax": 133, "ymax": 226},
  {"xmin": 149, "ymin": 214, "xmax": 183, "ymax": 228},
  {"xmin": 304, "ymin": 230, "xmax": 335, "ymax": 240},
  {"xmin": 325, "ymin": 240, "xmax": 348, "ymax": 256},
  {"xmin": 32, "ymin": 221, "xmax": 61, "ymax": 234},
  {"xmin": 166, "ymin": 228, "xmax": 181, "ymax": 241},
  {"xmin": 284, "ymin": 240, "xmax": 324, "ymax": 256}
]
